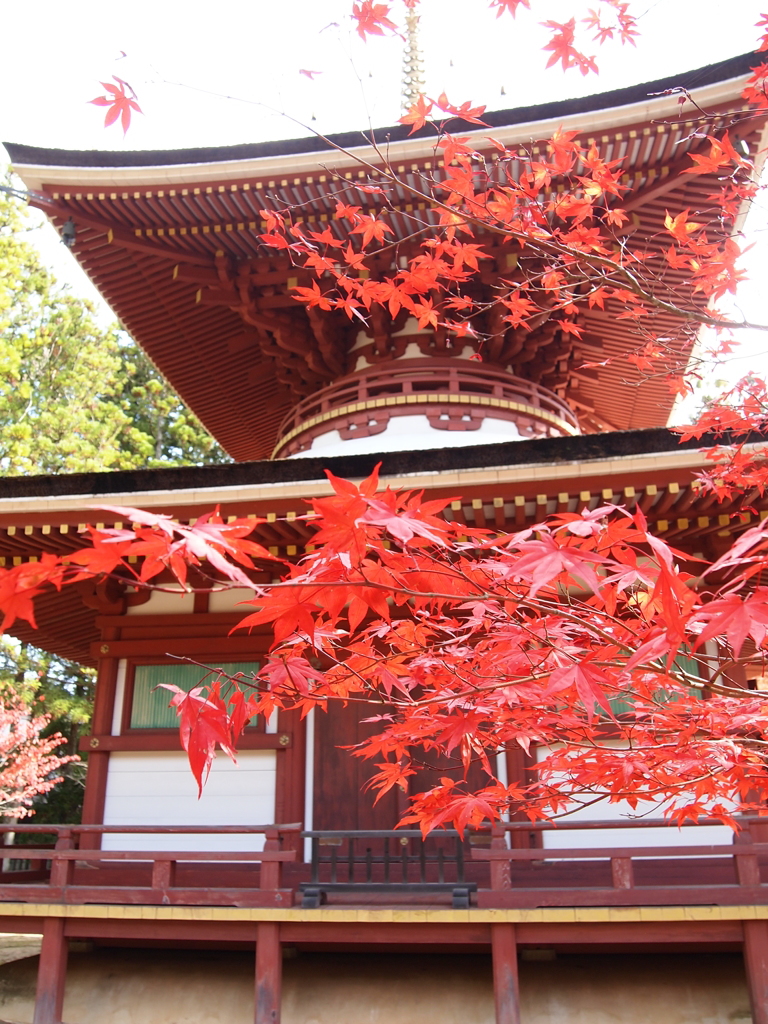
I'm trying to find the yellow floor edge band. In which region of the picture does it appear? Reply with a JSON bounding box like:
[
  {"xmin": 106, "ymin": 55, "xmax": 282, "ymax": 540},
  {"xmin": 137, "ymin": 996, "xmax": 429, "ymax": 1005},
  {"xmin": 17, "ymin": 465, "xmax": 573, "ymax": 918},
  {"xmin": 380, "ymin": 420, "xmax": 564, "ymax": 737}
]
[{"xmin": 0, "ymin": 904, "xmax": 765, "ymax": 925}]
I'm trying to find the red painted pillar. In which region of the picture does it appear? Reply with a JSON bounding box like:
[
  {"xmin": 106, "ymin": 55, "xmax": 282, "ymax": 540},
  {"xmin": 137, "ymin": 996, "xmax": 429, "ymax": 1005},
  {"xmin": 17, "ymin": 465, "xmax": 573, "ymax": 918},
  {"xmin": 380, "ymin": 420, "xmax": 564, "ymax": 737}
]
[
  {"xmin": 744, "ymin": 920, "xmax": 768, "ymax": 1024},
  {"xmin": 33, "ymin": 917, "xmax": 68, "ymax": 1024},
  {"xmin": 491, "ymin": 923, "xmax": 520, "ymax": 1024},
  {"xmin": 80, "ymin": 644, "xmax": 120, "ymax": 850},
  {"xmin": 255, "ymin": 922, "xmax": 282, "ymax": 1024}
]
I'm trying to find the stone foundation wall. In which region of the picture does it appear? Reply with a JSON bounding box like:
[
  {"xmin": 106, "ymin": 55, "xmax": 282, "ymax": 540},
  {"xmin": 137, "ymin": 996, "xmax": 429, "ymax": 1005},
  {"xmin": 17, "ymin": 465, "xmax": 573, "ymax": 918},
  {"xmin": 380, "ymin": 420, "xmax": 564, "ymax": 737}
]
[{"xmin": 0, "ymin": 948, "xmax": 752, "ymax": 1024}]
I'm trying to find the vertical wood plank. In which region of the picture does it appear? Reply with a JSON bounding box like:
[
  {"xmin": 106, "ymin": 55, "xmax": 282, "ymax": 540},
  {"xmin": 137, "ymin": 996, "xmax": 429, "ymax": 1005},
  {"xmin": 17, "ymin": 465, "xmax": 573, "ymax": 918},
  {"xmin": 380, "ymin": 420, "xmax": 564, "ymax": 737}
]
[
  {"xmin": 744, "ymin": 920, "xmax": 768, "ymax": 1024},
  {"xmin": 260, "ymin": 831, "xmax": 281, "ymax": 892},
  {"xmin": 255, "ymin": 922, "xmax": 282, "ymax": 1024},
  {"xmin": 489, "ymin": 828, "xmax": 511, "ymax": 892},
  {"xmin": 80, "ymin": 751, "xmax": 109, "ymax": 832},
  {"xmin": 274, "ymin": 708, "xmax": 305, "ymax": 858},
  {"xmin": 80, "ymin": 642, "xmax": 120, "ymax": 849},
  {"xmin": 49, "ymin": 831, "xmax": 74, "ymax": 889},
  {"xmin": 33, "ymin": 918, "xmax": 68, "ymax": 1024},
  {"xmin": 313, "ymin": 701, "xmax": 399, "ymax": 830},
  {"xmin": 491, "ymin": 923, "xmax": 520, "ymax": 1024},
  {"xmin": 151, "ymin": 858, "xmax": 175, "ymax": 892},
  {"xmin": 611, "ymin": 857, "xmax": 634, "ymax": 889}
]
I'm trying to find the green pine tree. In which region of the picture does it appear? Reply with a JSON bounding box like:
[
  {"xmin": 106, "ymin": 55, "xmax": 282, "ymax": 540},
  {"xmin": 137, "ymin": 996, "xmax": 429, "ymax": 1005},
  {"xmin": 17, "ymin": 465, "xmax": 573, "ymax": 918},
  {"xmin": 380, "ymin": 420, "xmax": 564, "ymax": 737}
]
[{"xmin": 0, "ymin": 178, "xmax": 231, "ymax": 822}]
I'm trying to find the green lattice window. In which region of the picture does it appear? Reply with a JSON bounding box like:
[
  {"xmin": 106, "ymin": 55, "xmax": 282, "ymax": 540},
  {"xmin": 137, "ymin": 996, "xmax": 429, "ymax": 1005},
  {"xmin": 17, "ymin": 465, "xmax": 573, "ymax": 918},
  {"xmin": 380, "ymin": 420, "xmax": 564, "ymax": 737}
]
[
  {"xmin": 608, "ymin": 649, "xmax": 703, "ymax": 716},
  {"xmin": 129, "ymin": 662, "xmax": 260, "ymax": 729}
]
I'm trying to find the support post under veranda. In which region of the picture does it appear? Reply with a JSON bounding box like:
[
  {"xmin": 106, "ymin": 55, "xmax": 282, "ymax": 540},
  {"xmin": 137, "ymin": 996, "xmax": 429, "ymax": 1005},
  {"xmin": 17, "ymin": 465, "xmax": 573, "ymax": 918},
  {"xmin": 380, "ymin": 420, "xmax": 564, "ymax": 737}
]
[
  {"xmin": 33, "ymin": 917, "xmax": 68, "ymax": 1024},
  {"xmin": 744, "ymin": 920, "xmax": 768, "ymax": 1024},
  {"xmin": 492, "ymin": 922, "xmax": 521, "ymax": 1024},
  {"xmin": 255, "ymin": 921, "xmax": 282, "ymax": 1024}
]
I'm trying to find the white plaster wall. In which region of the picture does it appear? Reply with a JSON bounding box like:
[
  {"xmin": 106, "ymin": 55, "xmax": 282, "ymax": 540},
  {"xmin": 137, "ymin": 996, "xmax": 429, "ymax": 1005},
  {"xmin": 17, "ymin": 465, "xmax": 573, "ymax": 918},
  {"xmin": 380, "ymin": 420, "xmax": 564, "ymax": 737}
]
[
  {"xmin": 534, "ymin": 744, "xmax": 732, "ymax": 850},
  {"xmin": 289, "ymin": 413, "xmax": 522, "ymax": 458},
  {"xmin": 110, "ymin": 659, "xmax": 127, "ymax": 736},
  {"xmin": 101, "ymin": 751, "xmax": 276, "ymax": 851},
  {"xmin": 208, "ymin": 587, "xmax": 255, "ymax": 614},
  {"xmin": 125, "ymin": 588, "xmax": 195, "ymax": 615}
]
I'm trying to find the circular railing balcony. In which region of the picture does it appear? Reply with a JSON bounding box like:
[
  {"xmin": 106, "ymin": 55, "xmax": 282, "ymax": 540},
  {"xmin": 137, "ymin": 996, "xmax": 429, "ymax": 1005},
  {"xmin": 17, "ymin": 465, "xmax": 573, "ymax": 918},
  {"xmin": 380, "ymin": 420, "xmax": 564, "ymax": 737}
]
[{"xmin": 272, "ymin": 359, "xmax": 580, "ymax": 458}]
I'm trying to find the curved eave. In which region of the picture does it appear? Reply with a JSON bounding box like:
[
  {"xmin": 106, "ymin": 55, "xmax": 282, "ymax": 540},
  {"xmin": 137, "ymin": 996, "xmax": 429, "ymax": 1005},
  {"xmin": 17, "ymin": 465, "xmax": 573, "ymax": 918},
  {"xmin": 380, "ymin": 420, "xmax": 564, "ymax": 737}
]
[
  {"xmin": 0, "ymin": 427, "xmax": 766, "ymax": 663},
  {"xmin": 6, "ymin": 52, "xmax": 761, "ymax": 190}
]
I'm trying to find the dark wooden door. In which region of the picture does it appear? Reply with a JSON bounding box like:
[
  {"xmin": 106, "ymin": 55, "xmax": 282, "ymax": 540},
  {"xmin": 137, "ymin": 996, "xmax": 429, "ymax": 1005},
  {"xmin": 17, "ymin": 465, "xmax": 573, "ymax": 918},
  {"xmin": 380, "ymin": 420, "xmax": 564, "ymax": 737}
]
[
  {"xmin": 313, "ymin": 701, "xmax": 400, "ymax": 831},
  {"xmin": 312, "ymin": 702, "xmax": 490, "ymax": 831}
]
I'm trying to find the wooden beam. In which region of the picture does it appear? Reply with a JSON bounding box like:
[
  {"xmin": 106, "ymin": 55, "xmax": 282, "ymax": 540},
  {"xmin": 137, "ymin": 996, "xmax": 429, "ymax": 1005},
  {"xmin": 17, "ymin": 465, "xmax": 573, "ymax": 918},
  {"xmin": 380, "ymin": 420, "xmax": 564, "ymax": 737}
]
[
  {"xmin": 517, "ymin": 921, "xmax": 743, "ymax": 946},
  {"xmin": 89, "ymin": 635, "xmax": 273, "ymax": 658},
  {"xmin": 33, "ymin": 918, "xmax": 68, "ymax": 1024},
  {"xmin": 255, "ymin": 922, "xmax": 282, "ymax": 1024},
  {"xmin": 78, "ymin": 732, "xmax": 291, "ymax": 753},
  {"xmin": 280, "ymin": 922, "xmax": 491, "ymax": 946},
  {"xmin": 492, "ymin": 923, "xmax": 520, "ymax": 1024},
  {"xmin": 744, "ymin": 920, "xmax": 768, "ymax": 1024}
]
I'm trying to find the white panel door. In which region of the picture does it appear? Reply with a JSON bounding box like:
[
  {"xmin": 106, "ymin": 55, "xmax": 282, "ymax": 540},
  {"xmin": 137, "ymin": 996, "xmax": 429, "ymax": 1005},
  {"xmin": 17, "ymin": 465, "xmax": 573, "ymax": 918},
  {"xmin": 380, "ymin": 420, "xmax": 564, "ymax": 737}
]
[{"xmin": 102, "ymin": 750, "xmax": 276, "ymax": 851}]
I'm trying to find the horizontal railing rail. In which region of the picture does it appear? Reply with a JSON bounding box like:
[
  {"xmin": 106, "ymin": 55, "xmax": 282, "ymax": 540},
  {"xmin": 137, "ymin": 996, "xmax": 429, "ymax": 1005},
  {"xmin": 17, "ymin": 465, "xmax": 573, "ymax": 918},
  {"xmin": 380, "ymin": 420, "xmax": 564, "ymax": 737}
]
[
  {"xmin": 471, "ymin": 817, "xmax": 768, "ymax": 908},
  {"xmin": 0, "ymin": 825, "xmax": 303, "ymax": 835},
  {"xmin": 0, "ymin": 824, "xmax": 301, "ymax": 908},
  {"xmin": 274, "ymin": 359, "xmax": 580, "ymax": 456},
  {"xmin": 0, "ymin": 818, "xmax": 766, "ymax": 909}
]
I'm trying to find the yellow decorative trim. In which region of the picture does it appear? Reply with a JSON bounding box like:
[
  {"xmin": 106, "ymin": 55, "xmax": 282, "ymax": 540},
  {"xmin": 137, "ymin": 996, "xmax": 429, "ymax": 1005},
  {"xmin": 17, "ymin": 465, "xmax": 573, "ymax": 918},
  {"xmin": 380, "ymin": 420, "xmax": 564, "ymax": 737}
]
[
  {"xmin": 272, "ymin": 394, "xmax": 578, "ymax": 458},
  {"xmin": 0, "ymin": 903, "xmax": 765, "ymax": 924}
]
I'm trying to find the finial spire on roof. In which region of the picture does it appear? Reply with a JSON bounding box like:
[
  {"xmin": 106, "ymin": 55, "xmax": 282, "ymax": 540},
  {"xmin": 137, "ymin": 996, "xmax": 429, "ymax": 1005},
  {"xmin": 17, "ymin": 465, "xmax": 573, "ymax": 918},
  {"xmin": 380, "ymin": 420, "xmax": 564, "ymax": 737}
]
[{"xmin": 401, "ymin": 5, "xmax": 425, "ymax": 112}]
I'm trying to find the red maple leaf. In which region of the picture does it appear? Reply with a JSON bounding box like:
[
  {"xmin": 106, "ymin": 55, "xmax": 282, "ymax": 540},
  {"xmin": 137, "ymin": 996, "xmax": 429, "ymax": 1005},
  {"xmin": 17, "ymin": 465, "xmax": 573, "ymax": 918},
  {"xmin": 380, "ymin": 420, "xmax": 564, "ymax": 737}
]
[
  {"xmin": 89, "ymin": 77, "xmax": 142, "ymax": 134},
  {"xmin": 542, "ymin": 19, "xmax": 598, "ymax": 74},
  {"xmin": 692, "ymin": 589, "xmax": 768, "ymax": 656},
  {"xmin": 399, "ymin": 94, "xmax": 433, "ymax": 134},
  {"xmin": 352, "ymin": 1, "xmax": 397, "ymax": 39},
  {"xmin": 259, "ymin": 656, "xmax": 324, "ymax": 697},
  {"xmin": 159, "ymin": 683, "xmax": 235, "ymax": 796},
  {"xmin": 489, "ymin": 0, "xmax": 530, "ymax": 17}
]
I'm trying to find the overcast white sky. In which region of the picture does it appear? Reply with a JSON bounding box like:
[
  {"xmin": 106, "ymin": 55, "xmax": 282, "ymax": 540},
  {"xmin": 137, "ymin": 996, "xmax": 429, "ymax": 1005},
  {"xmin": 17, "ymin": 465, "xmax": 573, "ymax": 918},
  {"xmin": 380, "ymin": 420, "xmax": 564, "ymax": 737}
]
[
  {"xmin": 2, "ymin": 0, "xmax": 767, "ymax": 412},
  {"xmin": 1, "ymin": 0, "xmax": 764, "ymax": 151}
]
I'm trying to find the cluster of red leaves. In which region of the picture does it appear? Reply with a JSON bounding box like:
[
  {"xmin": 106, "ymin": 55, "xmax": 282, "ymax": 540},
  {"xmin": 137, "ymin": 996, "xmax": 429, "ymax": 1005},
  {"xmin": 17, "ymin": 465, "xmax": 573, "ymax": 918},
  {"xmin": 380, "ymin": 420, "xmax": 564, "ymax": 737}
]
[
  {"xmin": 6, "ymin": 469, "xmax": 768, "ymax": 832},
  {"xmin": 255, "ymin": 85, "xmax": 758, "ymax": 378},
  {"xmin": 676, "ymin": 375, "xmax": 768, "ymax": 499},
  {"xmin": 0, "ymin": 509, "xmax": 283, "ymax": 800}
]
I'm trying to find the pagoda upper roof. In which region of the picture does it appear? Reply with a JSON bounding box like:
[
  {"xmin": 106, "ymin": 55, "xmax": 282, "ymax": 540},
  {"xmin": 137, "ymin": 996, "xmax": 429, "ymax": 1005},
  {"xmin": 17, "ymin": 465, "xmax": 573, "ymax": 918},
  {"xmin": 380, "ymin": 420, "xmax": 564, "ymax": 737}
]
[{"xmin": 6, "ymin": 52, "xmax": 766, "ymax": 460}]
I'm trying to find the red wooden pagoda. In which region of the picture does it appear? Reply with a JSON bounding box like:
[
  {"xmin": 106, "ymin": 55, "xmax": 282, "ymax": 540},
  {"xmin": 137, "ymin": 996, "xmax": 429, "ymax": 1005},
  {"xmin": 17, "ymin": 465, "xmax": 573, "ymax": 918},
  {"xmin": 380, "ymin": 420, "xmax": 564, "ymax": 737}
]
[{"xmin": 3, "ymin": 51, "xmax": 768, "ymax": 1024}]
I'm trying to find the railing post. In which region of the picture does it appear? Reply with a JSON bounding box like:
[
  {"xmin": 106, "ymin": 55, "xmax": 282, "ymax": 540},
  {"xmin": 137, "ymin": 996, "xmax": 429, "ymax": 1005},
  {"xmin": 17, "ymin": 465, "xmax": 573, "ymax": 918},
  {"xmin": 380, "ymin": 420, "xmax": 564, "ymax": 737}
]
[
  {"xmin": 255, "ymin": 922, "xmax": 282, "ymax": 1024},
  {"xmin": 260, "ymin": 828, "xmax": 282, "ymax": 891},
  {"xmin": 33, "ymin": 917, "xmax": 68, "ymax": 1024},
  {"xmin": 736, "ymin": 828, "xmax": 761, "ymax": 888},
  {"xmin": 490, "ymin": 826, "xmax": 511, "ymax": 892},
  {"xmin": 151, "ymin": 857, "xmax": 176, "ymax": 894},
  {"xmin": 611, "ymin": 856, "xmax": 634, "ymax": 890},
  {"xmin": 491, "ymin": 923, "xmax": 521, "ymax": 1024},
  {"xmin": 49, "ymin": 829, "xmax": 74, "ymax": 890}
]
